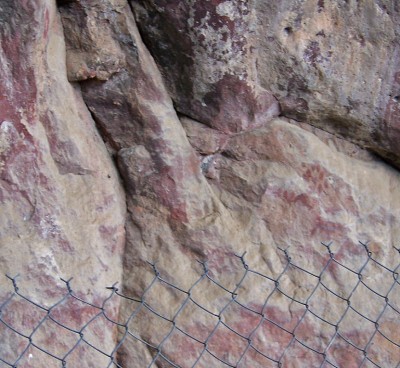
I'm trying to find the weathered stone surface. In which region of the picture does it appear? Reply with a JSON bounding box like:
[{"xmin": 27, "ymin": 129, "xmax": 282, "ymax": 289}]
[
  {"xmin": 59, "ymin": 1, "xmax": 400, "ymax": 365},
  {"xmin": 61, "ymin": 3, "xmax": 127, "ymax": 82},
  {"xmin": 131, "ymin": 0, "xmax": 280, "ymax": 133},
  {"xmin": 121, "ymin": 116, "xmax": 400, "ymax": 367},
  {"xmin": 255, "ymin": 0, "xmax": 400, "ymax": 167},
  {"xmin": 1, "ymin": 0, "xmax": 400, "ymax": 367},
  {"xmin": 132, "ymin": 0, "xmax": 400, "ymax": 168},
  {"xmin": 0, "ymin": 0, "xmax": 126, "ymax": 366},
  {"xmin": 58, "ymin": 1, "xmax": 231, "ymax": 363}
]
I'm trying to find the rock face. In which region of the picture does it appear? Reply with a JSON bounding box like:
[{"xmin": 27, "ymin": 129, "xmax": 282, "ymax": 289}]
[
  {"xmin": 0, "ymin": 1, "xmax": 126, "ymax": 366},
  {"xmin": 131, "ymin": 0, "xmax": 280, "ymax": 133},
  {"xmin": 1, "ymin": 0, "xmax": 400, "ymax": 367},
  {"xmin": 133, "ymin": 0, "xmax": 400, "ymax": 167},
  {"xmin": 254, "ymin": 0, "xmax": 400, "ymax": 166}
]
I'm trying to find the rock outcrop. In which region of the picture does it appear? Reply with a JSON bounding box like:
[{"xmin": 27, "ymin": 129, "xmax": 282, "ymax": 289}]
[
  {"xmin": 255, "ymin": 0, "xmax": 400, "ymax": 167},
  {"xmin": 0, "ymin": 1, "xmax": 125, "ymax": 366},
  {"xmin": 131, "ymin": 0, "xmax": 280, "ymax": 133},
  {"xmin": 1, "ymin": 0, "xmax": 399, "ymax": 367},
  {"xmin": 133, "ymin": 0, "xmax": 400, "ymax": 168}
]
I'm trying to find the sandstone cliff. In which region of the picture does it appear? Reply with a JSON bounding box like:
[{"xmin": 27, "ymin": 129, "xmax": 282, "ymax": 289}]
[{"xmin": 0, "ymin": 0, "xmax": 399, "ymax": 367}]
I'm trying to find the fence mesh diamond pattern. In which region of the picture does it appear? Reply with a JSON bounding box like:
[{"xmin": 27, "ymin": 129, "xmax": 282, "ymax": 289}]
[{"xmin": 1, "ymin": 242, "xmax": 399, "ymax": 367}]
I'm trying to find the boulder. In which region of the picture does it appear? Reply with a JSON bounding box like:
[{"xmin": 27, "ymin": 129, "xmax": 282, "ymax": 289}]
[
  {"xmin": 59, "ymin": 1, "xmax": 400, "ymax": 365},
  {"xmin": 131, "ymin": 0, "xmax": 280, "ymax": 133},
  {"xmin": 117, "ymin": 115, "xmax": 400, "ymax": 367},
  {"xmin": 133, "ymin": 0, "xmax": 400, "ymax": 168}
]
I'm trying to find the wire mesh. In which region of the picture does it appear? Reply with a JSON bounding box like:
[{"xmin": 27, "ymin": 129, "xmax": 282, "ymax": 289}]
[{"xmin": 1, "ymin": 242, "xmax": 399, "ymax": 367}]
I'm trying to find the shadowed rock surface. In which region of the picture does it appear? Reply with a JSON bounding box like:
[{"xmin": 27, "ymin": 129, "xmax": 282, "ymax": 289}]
[{"xmin": 254, "ymin": 0, "xmax": 400, "ymax": 167}]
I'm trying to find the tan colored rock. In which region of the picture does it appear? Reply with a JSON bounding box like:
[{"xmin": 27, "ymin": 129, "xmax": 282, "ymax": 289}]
[
  {"xmin": 58, "ymin": 0, "xmax": 400, "ymax": 365},
  {"xmin": 0, "ymin": 1, "xmax": 125, "ymax": 366},
  {"xmin": 255, "ymin": 0, "xmax": 400, "ymax": 167},
  {"xmin": 180, "ymin": 116, "xmax": 229, "ymax": 156},
  {"xmin": 120, "ymin": 117, "xmax": 400, "ymax": 367},
  {"xmin": 1, "ymin": 0, "xmax": 399, "ymax": 366}
]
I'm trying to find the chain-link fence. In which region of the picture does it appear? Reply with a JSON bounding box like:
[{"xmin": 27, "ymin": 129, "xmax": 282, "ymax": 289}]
[{"xmin": 1, "ymin": 242, "xmax": 399, "ymax": 367}]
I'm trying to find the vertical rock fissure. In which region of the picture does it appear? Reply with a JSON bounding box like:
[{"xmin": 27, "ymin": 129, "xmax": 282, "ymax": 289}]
[{"xmin": 56, "ymin": 2, "xmax": 228, "ymax": 364}]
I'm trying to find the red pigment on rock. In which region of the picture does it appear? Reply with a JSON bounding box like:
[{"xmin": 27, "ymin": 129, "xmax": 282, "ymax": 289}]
[
  {"xmin": 0, "ymin": 28, "xmax": 37, "ymax": 122},
  {"xmin": 274, "ymin": 188, "xmax": 318, "ymax": 209},
  {"xmin": 43, "ymin": 8, "xmax": 50, "ymax": 39},
  {"xmin": 300, "ymin": 163, "xmax": 358, "ymax": 216},
  {"xmin": 311, "ymin": 216, "xmax": 347, "ymax": 239},
  {"xmin": 384, "ymin": 96, "xmax": 400, "ymax": 155},
  {"xmin": 198, "ymin": 75, "xmax": 278, "ymax": 133},
  {"xmin": 304, "ymin": 41, "xmax": 323, "ymax": 67}
]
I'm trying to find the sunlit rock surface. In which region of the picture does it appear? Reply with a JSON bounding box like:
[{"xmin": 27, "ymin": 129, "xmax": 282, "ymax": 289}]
[{"xmin": 0, "ymin": 0, "xmax": 399, "ymax": 366}]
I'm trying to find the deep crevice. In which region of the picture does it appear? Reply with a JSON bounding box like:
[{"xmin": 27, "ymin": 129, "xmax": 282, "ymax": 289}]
[{"xmin": 82, "ymin": 98, "xmax": 122, "ymax": 157}]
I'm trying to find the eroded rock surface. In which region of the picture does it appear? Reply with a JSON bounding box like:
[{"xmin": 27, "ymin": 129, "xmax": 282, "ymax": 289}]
[
  {"xmin": 133, "ymin": 0, "xmax": 400, "ymax": 168},
  {"xmin": 255, "ymin": 0, "xmax": 400, "ymax": 166},
  {"xmin": 131, "ymin": 0, "xmax": 280, "ymax": 133},
  {"xmin": 0, "ymin": 1, "xmax": 126, "ymax": 366},
  {"xmin": 1, "ymin": 0, "xmax": 400, "ymax": 367}
]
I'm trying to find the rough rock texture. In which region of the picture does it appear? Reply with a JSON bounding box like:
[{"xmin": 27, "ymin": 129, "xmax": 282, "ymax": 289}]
[
  {"xmin": 131, "ymin": 0, "xmax": 280, "ymax": 133},
  {"xmin": 56, "ymin": 0, "xmax": 400, "ymax": 366},
  {"xmin": 1, "ymin": 0, "xmax": 400, "ymax": 367},
  {"xmin": 117, "ymin": 115, "xmax": 400, "ymax": 367},
  {"xmin": 0, "ymin": 1, "xmax": 126, "ymax": 366},
  {"xmin": 133, "ymin": 0, "xmax": 400, "ymax": 168},
  {"xmin": 255, "ymin": 0, "xmax": 400, "ymax": 167}
]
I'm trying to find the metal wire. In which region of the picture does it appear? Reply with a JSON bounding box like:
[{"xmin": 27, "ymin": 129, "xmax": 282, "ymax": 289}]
[{"xmin": 1, "ymin": 242, "xmax": 399, "ymax": 367}]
